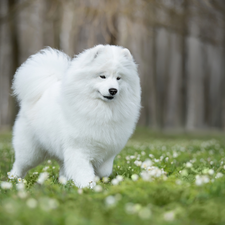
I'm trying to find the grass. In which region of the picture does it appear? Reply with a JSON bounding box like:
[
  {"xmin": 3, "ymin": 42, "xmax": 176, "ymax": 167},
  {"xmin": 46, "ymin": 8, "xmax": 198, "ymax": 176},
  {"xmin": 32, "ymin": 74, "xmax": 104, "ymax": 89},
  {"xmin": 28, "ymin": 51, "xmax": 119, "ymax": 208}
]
[{"xmin": 1, "ymin": 128, "xmax": 225, "ymax": 225}]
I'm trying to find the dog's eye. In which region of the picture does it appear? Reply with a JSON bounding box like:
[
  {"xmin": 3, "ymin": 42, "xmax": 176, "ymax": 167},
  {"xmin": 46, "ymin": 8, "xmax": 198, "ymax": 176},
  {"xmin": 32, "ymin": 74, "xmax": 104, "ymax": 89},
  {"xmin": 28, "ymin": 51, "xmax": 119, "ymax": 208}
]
[
  {"xmin": 117, "ymin": 77, "xmax": 121, "ymax": 80},
  {"xmin": 100, "ymin": 75, "xmax": 106, "ymax": 79}
]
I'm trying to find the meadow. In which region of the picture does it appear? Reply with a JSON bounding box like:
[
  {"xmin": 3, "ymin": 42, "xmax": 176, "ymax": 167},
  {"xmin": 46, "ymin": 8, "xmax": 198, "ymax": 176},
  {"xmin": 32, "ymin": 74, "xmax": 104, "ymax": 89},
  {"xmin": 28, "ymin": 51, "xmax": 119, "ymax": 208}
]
[{"xmin": 1, "ymin": 128, "xmax": 225, "ymax": 225}]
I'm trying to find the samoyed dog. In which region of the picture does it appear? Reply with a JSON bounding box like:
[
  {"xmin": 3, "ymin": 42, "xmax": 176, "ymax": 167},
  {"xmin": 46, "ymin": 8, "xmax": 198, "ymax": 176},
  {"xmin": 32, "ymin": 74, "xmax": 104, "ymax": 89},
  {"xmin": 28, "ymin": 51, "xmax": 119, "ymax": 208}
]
[{"xmin": 9, "ymin": 45, "xmax": 141, "ymax": 188}]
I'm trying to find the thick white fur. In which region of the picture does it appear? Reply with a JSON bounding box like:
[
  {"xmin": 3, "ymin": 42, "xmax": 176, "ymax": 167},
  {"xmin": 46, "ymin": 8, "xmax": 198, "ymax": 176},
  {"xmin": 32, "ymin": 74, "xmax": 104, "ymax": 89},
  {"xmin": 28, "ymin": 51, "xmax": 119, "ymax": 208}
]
[{"xmin": 10, "ymin": 45, "xmax": 141, "ymax": 188}]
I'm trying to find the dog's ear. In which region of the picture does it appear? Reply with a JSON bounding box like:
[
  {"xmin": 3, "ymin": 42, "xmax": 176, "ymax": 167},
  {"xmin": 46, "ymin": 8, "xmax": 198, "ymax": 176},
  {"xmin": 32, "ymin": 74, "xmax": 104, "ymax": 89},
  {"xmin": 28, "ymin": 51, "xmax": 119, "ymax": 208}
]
[
  {"xmin": 93, "ymin": 45, "xmax": 104, "ymax": 59},
  {"xmin": 122, "ymin": 48, "xmax": 133, "ymax": 60}
]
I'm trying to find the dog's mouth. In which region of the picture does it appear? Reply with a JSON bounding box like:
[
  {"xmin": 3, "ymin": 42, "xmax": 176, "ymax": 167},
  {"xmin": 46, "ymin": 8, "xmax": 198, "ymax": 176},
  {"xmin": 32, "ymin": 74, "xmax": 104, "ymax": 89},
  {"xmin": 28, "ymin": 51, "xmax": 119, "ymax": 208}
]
[{"xmin": 103, "ymin": 96, "xmax": 114, "ymax": 100}]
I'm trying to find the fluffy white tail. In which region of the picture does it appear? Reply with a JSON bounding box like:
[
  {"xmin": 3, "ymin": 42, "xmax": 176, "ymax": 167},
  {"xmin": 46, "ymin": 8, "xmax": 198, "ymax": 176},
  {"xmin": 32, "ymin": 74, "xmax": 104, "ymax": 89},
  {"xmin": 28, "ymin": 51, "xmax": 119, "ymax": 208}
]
[{"xmin": 12, "ymin": 47, "xmax": 70, "ymax": 104}]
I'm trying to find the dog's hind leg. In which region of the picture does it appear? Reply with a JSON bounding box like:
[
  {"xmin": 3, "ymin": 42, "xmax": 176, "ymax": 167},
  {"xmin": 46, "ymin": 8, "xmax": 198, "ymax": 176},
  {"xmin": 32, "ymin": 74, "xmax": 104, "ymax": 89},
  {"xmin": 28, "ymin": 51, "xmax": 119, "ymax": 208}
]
[{"xmin": 9, "ymin": 121, "xmax": 45, "ymax": 179}]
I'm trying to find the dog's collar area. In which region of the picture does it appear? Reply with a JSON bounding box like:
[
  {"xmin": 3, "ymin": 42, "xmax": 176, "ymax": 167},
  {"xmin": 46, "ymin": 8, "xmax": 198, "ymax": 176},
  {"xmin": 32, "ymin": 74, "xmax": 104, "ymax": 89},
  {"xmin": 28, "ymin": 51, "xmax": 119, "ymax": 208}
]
[{"xmin": 103, "ymin": 96, "xmax": 114, "ymax": 100}]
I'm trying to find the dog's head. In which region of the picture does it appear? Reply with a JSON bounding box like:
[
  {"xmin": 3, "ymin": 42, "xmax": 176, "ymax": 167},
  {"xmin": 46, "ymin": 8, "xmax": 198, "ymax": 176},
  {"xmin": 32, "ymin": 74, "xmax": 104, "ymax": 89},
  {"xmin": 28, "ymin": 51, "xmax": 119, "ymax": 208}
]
[{"xmin": 66, "ymin": 45, "xmax": 138, "ymax": 101}]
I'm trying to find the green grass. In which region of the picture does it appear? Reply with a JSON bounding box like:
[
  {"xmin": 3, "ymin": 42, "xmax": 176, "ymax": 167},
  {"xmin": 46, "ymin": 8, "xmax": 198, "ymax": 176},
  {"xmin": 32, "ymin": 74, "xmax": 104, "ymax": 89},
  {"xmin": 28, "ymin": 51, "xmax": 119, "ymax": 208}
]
[{"xmin": 1, "ymin": 128, "xmax": 225, "ymax": 225}]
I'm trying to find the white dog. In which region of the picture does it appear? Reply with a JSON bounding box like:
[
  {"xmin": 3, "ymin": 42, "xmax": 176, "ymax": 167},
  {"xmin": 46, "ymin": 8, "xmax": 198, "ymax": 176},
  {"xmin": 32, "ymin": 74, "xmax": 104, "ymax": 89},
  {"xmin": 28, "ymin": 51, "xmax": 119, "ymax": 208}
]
[{"xmin": 9, "ymin": 45, "xmax": 141, "ymax": 188}]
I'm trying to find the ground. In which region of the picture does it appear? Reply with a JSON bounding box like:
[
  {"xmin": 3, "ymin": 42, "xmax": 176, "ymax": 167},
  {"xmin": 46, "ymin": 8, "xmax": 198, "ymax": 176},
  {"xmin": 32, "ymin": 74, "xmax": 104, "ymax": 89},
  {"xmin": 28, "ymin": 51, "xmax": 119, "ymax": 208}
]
[{"xmin": 1, "ymin": 128, "xmax": 225, "ymax": 225}]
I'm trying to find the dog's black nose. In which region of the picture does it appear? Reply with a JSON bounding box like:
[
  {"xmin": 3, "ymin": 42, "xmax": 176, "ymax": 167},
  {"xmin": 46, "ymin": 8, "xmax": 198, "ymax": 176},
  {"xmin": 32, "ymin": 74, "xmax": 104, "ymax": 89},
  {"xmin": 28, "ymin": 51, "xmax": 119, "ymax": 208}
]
[{"xmin": 109, "ymin": 88, "xmax": 118, "ymax": 95}]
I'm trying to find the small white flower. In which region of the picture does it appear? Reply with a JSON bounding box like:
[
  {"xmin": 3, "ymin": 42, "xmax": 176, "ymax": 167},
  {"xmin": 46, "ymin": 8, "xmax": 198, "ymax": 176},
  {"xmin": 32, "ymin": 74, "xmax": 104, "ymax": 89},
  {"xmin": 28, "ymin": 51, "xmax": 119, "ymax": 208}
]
[
  {"xmin": 1, "ymin": 181, "xmax": 12, "ymax": 190},
  {"xmin": 8, "ymin": 174, "xmax": 15, "ymax": 180},
  {"xmin": 18, "ymin": 190, "xmax": 27, "ymax": 198},
  {"xmin": 17, "ymin": 178, "xmax": 22, "ymax": 183},
  {"xmin": 94, "ymin": 176, "xmax": 100, "ymax": 183},
  {"xmin": 141, "ymin": 151, "xmax": 146, "ymax": 155},
  {"xmin": 140, "ymin": 171, "xmax": 150, "ymax": 181},
  {"xmin": 105, "ymin": 195, "xmax": 116, "ymax": 206},
  {"xmin": 93, "ymin": 185, "xmax": 103, "ymax": 192},
  {"xmin": 138, "ymin": 207, "xmax": 152, "ymax": 220},
  {"xmin": 164, "ymin": 211, "xmax": 175, "ymax": 221},
  {"xmin": 26, "ymin": 198, "xmax": 37, "ymax": 208},
  {"xmin": 134, "ymin": 160, "xmax": 142, "ymax": 166},
  {"xmin": 208, "ymin": 169, "xmax": 214, "ymax": 175},
  {"xmin": 125, "ymin": 203, "xmax": 135, "ymax": 214},
  {"xmin": 176, "ymin": 179, "xmax": 182, "ymax": 185},
  {"xmin": 141, "ymin": 159, "xmax": 152, "ymax": 169},
  {"xmin": 111, "ymin": 178, "xmax": 119, "ymax": 185},
  {"xmin": 116, "ymin": 175, "xmax": 123, "ymax": 182},
  {"xmin": 173, "ymin": 152, "xmax": 178, "ymax": 158},
  {"xmin": 58, "ymin": 176, "xmax": 67, "ymax": 185},
  {"xmin": 131, "ymin": 174, "xmax": 139, "ymax": 181},
  {"xmin": 215, "ymin": 172, "xmax": 223, "ymax": 179},
  {"xmin": 186, "ymin": 162, "xmax": 192, "ymax": 168},
  {"xmin": 33, "ymin": 172, "xmax": 38, "ymax": 175},
  {"xmin": 16, "ymin": 183, "xmax": 25, "ymax": 191},
  {"xmin": 47, "ymin": 160, "xmax": 51, "ymax": 164},
  {"xmin": 77, "ymin": 189, "xmax": 83, "ymax": 194},
  {"xmin": 102, "ymin": 177, "xmax": 109, "ymax": 183},
  {"xmin": 37, "ymin": 172, "xmax": 49, "ymax": 184},
  {"xmin": 43, "ymin": 166, "xmax": 49, "ymax": 171},
  {"xmin": 195, "ymin": 175, "xmax": 210, "ymax": 186}
]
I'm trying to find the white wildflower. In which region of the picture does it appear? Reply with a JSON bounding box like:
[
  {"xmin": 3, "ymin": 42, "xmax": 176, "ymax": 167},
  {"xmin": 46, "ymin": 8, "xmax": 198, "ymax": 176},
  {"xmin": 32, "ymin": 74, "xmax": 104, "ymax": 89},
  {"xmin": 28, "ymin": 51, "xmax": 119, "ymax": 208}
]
[
  {"xmin": 164, "ymin": 211, "xmax": 175, "ymax": 221},
  {"xmin": 173, "ymin": 152, "xmax": 178, "ymax": 158},
  {"xmin": 141, "ymin": 159, "xmax": 152, "ymax": 169},
  {"xmin": 39, "ymin": 197, "xmax": 59, "ymax": 211},
  {"xmin": 105, "ymin": 195, "xmax": 116, "ymax": 207},
  {"xmin": 47, "ymin": 160, "xmax": 51, "ymax": 164},
  {"xmin": 186, "ymin": 162, "xmax": 193, "ymax": 168},
  {"xmin": 134, "ymin": 160, "xmax": 142, "ymax": 166},
  {"xmin": 16, "ymin": 183, "xmax": 25, "ymax": 191},
  {"xmin": 26, "ymin": 198, "xmax": 37, "ymax": 208},
  {"xmin": 131, "ymin": 174, "xmax": 139, "ymax": 181},
  {"xmin": 111, "ymin": 178, "xmax": 119, "ymax": 185},
  {"xmin": 1, "ymin": 181, "xmax": 12, "ymax": 190},
  {"xmin": 176, "ymin": 179, "xmax": 182, "ymax": 185},
  {"xmin": 33, "ymin": 172, "xmax": 38, "ymax": 175},
  {"xmin": 208, "ymin": 169, "xmax": 214, "ymax": 175},
  {"xmin": 125, "ymin": 203, "xmax": 135, "ymax": 214},
  {"xmin": 215, "ymin": 172, "xmax": 223, "ymax": 179},
  {"xmin": 18, "ymin": 190, "xmax": 27, "ymax": 199},
  {"xmin": 37, "ymin": 172, "xmax": 49, "ymax": 184},
  {"xmin": 195, "ymin": 175, "xmax": 210, "ymax": 186},
  {"xmin": 8, "ymin": 174, "xmax": 15, "ymax": 180},
  {"xmin": 141, "ymin": 151, "xmax": 146, "ymax": 155},
  {"xmin": 102, "ymin": 177, "xmax": 109, "ymax": 183},
  {"xmin": 43, "ymin": 166, "xmax": 49, "ymax": 171},
  {"xmin": 17, "ymin": 178, "xmax": 22, "ymax": 183},
  {"xmin": 94, "ymin": 176, "xmax": 100, "ymax": 183},
  {"xmin": 116, "ymin": 175, "xmax": 123, "ymax": 182},
  {"xmin": 58, "ymin": 176, "xmax": 67, "ymax": 185},
  {"xmin": 77, "ymin": 189, "xmax": 83, "ymax": 194},
  {"xmin": 93, "ymin": 185, "xmax": 103, "ymax": 192},
  {"xmin": 138, "ymin": 207, "xmax": 152, "ymax": 220}
]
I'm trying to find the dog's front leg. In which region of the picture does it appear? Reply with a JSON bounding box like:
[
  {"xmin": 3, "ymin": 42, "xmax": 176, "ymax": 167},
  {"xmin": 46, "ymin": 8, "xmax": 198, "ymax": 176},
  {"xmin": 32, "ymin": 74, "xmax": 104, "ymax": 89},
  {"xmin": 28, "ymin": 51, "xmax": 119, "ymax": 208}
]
[{"xmin": 63, "ymin": 148, "xmax": 95, "ymax": 188}]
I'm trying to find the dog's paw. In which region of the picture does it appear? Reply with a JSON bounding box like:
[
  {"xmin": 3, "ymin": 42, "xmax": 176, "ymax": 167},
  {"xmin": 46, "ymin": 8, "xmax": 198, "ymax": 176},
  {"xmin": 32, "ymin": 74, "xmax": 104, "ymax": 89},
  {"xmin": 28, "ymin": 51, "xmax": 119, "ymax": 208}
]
[{"xmin": 74, "ymin": 179, "xmax": 96, "ymax": 189}]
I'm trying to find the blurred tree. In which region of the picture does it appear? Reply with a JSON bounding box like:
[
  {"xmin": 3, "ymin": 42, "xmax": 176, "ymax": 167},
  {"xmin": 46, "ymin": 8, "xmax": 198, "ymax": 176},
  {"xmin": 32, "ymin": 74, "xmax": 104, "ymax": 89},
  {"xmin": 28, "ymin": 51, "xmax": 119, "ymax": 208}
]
[{"xmin": 0, "ymin": 0, "xmax": 225, "ymax": 131}]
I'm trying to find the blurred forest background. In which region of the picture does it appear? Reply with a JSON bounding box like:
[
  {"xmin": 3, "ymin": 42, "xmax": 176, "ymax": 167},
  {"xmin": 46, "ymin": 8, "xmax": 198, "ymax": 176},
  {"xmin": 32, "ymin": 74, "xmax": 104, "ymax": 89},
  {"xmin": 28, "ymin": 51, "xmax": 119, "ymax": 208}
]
[{"xmin": 0, "ymin": 0, "xmax": 225, "ymax": 131}]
